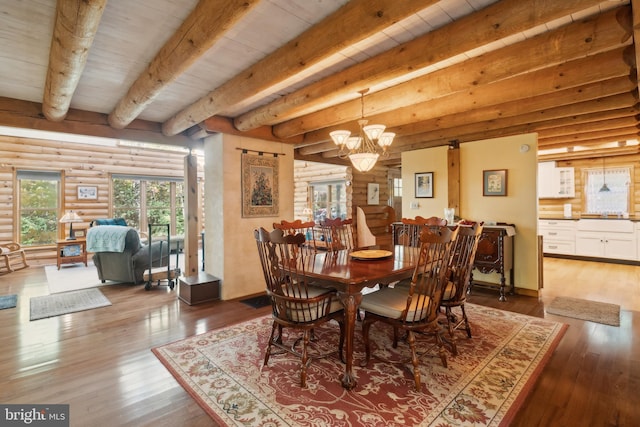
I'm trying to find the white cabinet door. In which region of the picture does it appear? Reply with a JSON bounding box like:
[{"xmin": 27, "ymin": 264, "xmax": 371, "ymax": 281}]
[
  {"xmin": 575, "ymin": 230, "xmax": 636, "ymax": 260},
  {"xmin": 538, "ymin": 162, "xmax": 555, "ymax": 198},
  {"xmin": 538, "ymin": 163, "xmax": 575, "ymax": 198},
  {"xmin": 605, "ymin": 234, "xmax": 636, "ymax": 260},
  {"xmin": 575, "ymin": 232, "xmax": 605, "ymax": 257},
  {"xmin": 555, "ymin": 167, "xmax": 575, "ymax": 198}
]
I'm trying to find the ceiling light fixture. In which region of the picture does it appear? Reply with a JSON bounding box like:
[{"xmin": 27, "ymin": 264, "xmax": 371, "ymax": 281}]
[
  {"xmin": 329, "ymin": 89, "xmax": 394, "ymax": 173},
  {"xmin": 599, "ymin": 157, "xmax": 610, "ymax": 192}
]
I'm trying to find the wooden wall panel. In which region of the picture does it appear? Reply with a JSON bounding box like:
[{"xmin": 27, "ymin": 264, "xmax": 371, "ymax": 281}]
[{"xmin": 0, "ymin": 135, "xmax": 203, "ymax": 264}]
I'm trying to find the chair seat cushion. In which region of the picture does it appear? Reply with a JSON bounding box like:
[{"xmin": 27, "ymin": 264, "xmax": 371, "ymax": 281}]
[
  {"xmin": 277, "ymin": 285, "xmax": 342, "ymax": 322},
  {"xmin": 360, "ymin": 287, "xmax": 430, "ymax": 321}
]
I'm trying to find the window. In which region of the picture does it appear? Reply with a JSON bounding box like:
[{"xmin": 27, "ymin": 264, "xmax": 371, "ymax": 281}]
[
  {"xmin": 310, "ymin": 181, "xmax": 347, "ymax": 222},
  {"xmin": 18, "ymin": 170, "xmax": 61, "ymax": 246},
  {"xmin": 583, "ymin": 166, "xmax": 632, "ymax": 216},
  {"xmin": 112, "ymin": 175, "xmax": 184, "ymax": 236},
  {"xmin": 393, "ymin": 177, "xmax": 402, "ymax": 197}
]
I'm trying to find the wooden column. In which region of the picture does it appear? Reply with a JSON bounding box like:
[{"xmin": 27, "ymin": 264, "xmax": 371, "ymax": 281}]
[
  {"xmin": 183, "ymin": 153, "xmax": 199, "ymax": 277},
  {"xmin": 447, "ymin": 142, "xmax": 460, "ymax": 215}
]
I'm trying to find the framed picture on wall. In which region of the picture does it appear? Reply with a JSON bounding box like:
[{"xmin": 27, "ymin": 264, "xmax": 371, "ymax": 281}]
[
  {"xmin": 241, "ymin": 153, "xmax": 279, "ymax": 217},
  {"xmin": 415, "ymin": 172, "xmax": 433, "ymax": 198},
  {"xmin": 77, "ymin": 185, "xmax": 97, "ymax": 200},
  {"xmin": 367, "ymin": 183, "xmax": 379, "ymax": 205},
  {"xmin": 483, "ymin": 169, "xmax": 507, "ymax": 196}
]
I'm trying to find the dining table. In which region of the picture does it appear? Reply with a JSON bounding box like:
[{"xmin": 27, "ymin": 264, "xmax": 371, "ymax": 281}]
[{"xmin": 303, "ymin": 244, "xmax": 421, "ymax": 390}]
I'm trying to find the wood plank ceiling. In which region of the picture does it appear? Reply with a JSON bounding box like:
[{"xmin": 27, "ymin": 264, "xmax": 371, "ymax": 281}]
[{"xmin": 0, "ymin": 0, "xmax": 637, "ymax": 166}]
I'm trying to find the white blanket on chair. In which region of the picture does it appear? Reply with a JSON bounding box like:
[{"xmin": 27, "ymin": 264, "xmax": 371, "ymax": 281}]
[{"xmin": 86, "ymin": 226, "xmax": 130, "ymax": 252}]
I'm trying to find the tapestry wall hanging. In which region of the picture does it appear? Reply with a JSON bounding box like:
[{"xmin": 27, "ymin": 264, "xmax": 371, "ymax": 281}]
[{"xmin": 242, "ymin": 153, "xmax": 279, "ymax": 217}]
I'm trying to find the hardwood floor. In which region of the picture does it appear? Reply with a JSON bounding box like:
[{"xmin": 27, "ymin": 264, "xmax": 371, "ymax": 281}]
[{"xmin": 0, "ymin": 257, "xmax": 638, "ymax": 426}]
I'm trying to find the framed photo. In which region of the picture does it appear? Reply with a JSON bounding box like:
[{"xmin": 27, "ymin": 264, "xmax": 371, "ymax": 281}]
[
  {"xmin": 367, "ymin": 183, "xmax": 379, "ymax": 205},
  {"xmin": 74, "ymin": 229, "xmax": 85, "ymax": 238},
  {"xmin": 242, "ymin": 153, "xmax": 279, "ymax": 217},
  {"xmin": 77, "ymin": 185, "xmax": 97, "ymax": 200},
  {"xmin": 415, "ymin": 172, "xmax": 433, "ymax": 198},
  {"xmin": 483, "ymin": 169, "xmax": 507, "ymax": 196}
]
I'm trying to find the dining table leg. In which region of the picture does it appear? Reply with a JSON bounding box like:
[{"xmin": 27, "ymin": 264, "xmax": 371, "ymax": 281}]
[{"xmin": 336, "ymin": 289, "xmax": 362, "ymax": 390}]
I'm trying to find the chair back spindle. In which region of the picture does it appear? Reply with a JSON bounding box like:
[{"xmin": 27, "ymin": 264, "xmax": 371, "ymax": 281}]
[{"xmin": 319, "ymin": 218, "xmax": 355, "ymax": 251}]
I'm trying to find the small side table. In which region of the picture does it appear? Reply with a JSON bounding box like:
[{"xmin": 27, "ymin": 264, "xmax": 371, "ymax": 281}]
[{"xmin": 56, "ymin": 239, "xmax": 88, "ymax": 270}]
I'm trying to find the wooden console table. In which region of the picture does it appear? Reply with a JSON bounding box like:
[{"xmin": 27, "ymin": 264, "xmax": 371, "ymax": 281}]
[
  {"xmin": 391, "ymin": 222, "xmax": 515, "ymax": 300},
  {"xmin": 470, "ymin": 225, "xmax": 515, "ymax": 301},
  {"xmin": 56, "ymin": 239, "xmax": 87, "ymax": 269}
]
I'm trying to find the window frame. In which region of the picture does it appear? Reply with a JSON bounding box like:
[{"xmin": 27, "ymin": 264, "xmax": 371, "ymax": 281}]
[
  {"xmin": 581, "ymin": 164, "xmax": 634, "ymax": 216},
  {"xmin": 16, "ymin": 169, "xmax": 62, "ymax": 247},
  {"xmin": 111, "ymin": 174, "xmax": 184, "ymax": 236},
  {"xmin": 308, "ymin": 180, "xmax": 348, "ymax": 223}
]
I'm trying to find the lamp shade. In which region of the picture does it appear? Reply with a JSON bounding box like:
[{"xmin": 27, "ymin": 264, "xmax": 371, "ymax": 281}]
[
  {"xmin": 60, "ymin": 211, "xmax": 83, "ymax": 240},
  {"xmin": 60, "ymin": 211, "xmax": 83, "ymax": 223},
  {"xmin": 349, "ymin": 152, "xmax": 379, "ymax": 172}
]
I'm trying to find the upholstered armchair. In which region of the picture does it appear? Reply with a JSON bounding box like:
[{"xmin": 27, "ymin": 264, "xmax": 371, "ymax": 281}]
[{"xmin": 87, "ymin": 226, "xmax": 168, "ymax": 285}]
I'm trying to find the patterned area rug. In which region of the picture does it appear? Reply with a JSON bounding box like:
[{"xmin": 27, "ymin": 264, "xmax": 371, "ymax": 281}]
[
  {"xmin": 30, "ymin": 288, "xmax": 111, "ymax": 320},
  {"xmin": 546, "ymin": 296, "xmax": 620, "ymax": 326},
  {"xmin": 153, "ymin": 304, "xmax": 567, "ymax": 426}
]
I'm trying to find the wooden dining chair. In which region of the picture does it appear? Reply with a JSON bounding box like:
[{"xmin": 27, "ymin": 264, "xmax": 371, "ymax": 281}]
[
  {"xmin": 254, "ymin": 227, "xmax": 344, "ymax": 388},
  {"xmin": 273, "ymin": 219, "xmax": 318, "ymax": 251},
  {"xmin": 359, "ymin": 226, "xmax": 458, "ymax": 392},
  {"xmin": 319, "ymin": 217, "xmax": 355, "ymax": 251},
  {"xmin": 440, "ymin": 223, "xmax": 483, "ymax": 355},
  {"xmin": 396, "ymin": 216, "xmax": 447, "ymax": 247}
]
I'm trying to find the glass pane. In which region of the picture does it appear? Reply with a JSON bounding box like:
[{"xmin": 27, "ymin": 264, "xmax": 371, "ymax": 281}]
[
  {"xmin": 113, "ymin": 178, "xmax": 141, "ymax": 228},
  {"xmin": 175, "ymin": 182, "xmax": 185, "ymax": 235},
  {"xmin": 312, "ymin": 184, "xmax": 329, "ymax": 222},
  {"xmin": 19, "ymin": 179, "xmax": 59, "ymax": 246},
  {"xmin": 585, "ymin": 167, "xmax": 630, "ymax": 215}
]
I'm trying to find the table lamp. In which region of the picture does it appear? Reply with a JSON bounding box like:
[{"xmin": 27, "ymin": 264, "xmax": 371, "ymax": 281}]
[{"xmin": 60, "ymin": 211, "xmax": 83, "ymax": 240}]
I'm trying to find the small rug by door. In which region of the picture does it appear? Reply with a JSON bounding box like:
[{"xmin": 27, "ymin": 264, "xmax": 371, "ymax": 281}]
[
  {"xmin": 0, "ymin": 294, "xmax": 17, "ymax": 310},
  {"xmin": 546, "ymin": 296, "xmax": 620, "ymax": 326},
  {"xmin": 30, "ymin": 288, "xmax": 111, "ymax": 321},
  {"xmin": 153, "ymin": 303, "xmax": 567, "ymax": 427},
  {"xmin": 239, "ymin": 294, "xmax": 271, "ymax": 308}
]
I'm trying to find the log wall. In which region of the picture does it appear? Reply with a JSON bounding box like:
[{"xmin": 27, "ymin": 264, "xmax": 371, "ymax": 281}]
[
  {"xmin": 0, "ymin": 135, "xmax": 203, "ymax": 263},
  {"xmin": 293, "ymin": 160, "xmax": 391, "ymax": 244},
  {"xmin": 538, "ymin": 153, "xmax": 640, "ymax": 218}
]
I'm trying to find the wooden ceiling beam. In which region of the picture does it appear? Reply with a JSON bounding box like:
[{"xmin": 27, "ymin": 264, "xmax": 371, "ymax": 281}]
[
  {"xmin": 539, "ymin": 146, "xmax": 640, "ymax": 161},
  {"xmin": 161, "ymin": 0, "xmax": 439, "ymax": 136},
  {"xmin": 276, "ymin": 6, "xmax": 632, "ymax": 139},
  {"xmin": 42, "ymin": 0, "xmax": 107, "ymax": 122},
  {"xmin": 392, "ymin": 81, "xmax": 638, "ymax": 137},
  {"xmin": 108, "ymin": 0, "xmax": 259, "ymax": 130},
  {"xmin": 536, "ymin": 116, "xmax": 640, "ymax": 139},
  {"xmin": 632, "ymin": 0, "xmax": 640, "ymax": 100},
  {"xmin": 202, "ymin": 116, "xmax": 303, "ymax": 144},
  {"xmin": 297, "ymin": 78, "xmax": 637, "ymax": 155},
  {"xmin": 235, "ymin": 0, "xmax": 611, "ymax": 132},
  {"xmin": 299, "ymin": 46, "xmax": 634, "ymax": 145},
  {"xmin": 0, "ymin": 97, "xmax": 197, "ymax": 149},
  {"xmin": 390, "ymin": 100, "xmax": 639, "ymax": 150},
  {"xmin": 539, "ymin": 128, "xmax": 640, "ymax": 147}
]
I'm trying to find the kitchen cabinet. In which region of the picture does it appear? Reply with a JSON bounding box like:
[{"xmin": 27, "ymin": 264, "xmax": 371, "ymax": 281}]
[
  {"xmin": 538, "ymin": 162, "xmax": 575, "ymax": 198},
  {"xmin": 575, "ymin": 220, "xmax": 636, "ymax": 261},
  {"xmin": 538, "ymin": 219, "xmax": 576, "ymax": 255}
]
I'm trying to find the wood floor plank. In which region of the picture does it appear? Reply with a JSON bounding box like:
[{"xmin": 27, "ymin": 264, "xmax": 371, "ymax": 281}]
[{"xmin": 0, "ymin": 256, "xmax": 638, "ymax": 426}]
